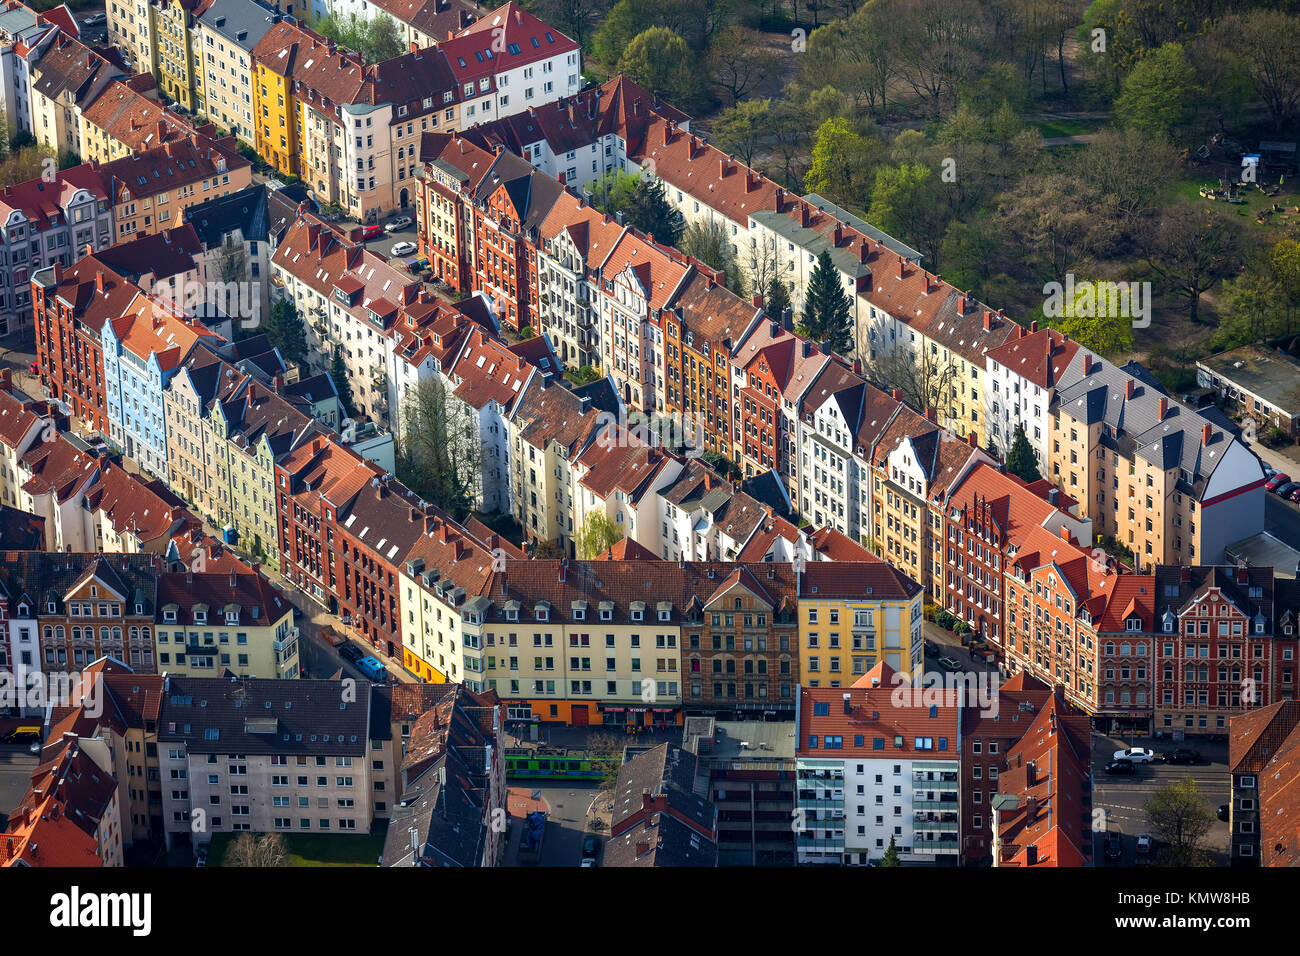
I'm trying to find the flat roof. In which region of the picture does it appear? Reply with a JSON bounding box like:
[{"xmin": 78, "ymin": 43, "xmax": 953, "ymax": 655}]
[
  {"xmin": 708, "ymin": 721, "xmax": 797, "ymax": 761},
  {"xmin": 1225, "ymin": 532, "xmax": 1300, "ymax": 579},
  {"xmin": 1199, "ymin": 346, "xmax": 1300, "ymax": 417}
]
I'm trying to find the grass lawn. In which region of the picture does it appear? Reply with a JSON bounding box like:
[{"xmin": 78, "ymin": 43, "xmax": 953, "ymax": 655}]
[
  {"xmin": 1172, "ymin": 174, "xmax": 1300, "ymax": 234},
  {"xmin": 208, "ymin": 831, "xmax": 386, "ymax": 867}
]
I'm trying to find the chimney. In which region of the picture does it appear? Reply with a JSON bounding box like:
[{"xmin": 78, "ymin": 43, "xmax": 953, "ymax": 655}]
[
  {"xmin": 1030, "ymin": 320, "xmax": 1038, "ymax": 333},
  {"xmin": 95, "ymin": 271, "xmax": 105, "ymax": 293},
  {"xmin": 891, "ymin": 389, "xmax": 902, "ymax": 401},
  {"xmin": 662, "ymin": 123, "xmax": 672, "ymax": 147},
  {"xmin": 966, "ymin": 431, "xmax": 977, "ymax": 448},
  {"xmin": 799, "ymin": 204, "xmax": 810, "ymax": 228},
  {"xmin": 1202, "ymin": 423, "xmax": 1212, "ymax": 446},
  {"xmin": 852, "ymin": 358, "xmax": 862, "ymax": 376},
  {"xmin": 1059, "ymin": 525, "xmax": 1071, "ymax": 542},
  {"xmin": 1082, "ymin": 354, "xmax": 1093, "ymax": 375},
  {"xmin": 719, "ymin": 158, "xmax": 728, "ymax": 179},
  {"xmin": 897, "ymin": 259, "xmax": 904, "ymax": 280},
  {"xmin": 924, "ymin": 407, "xmax": 936, "ymax": 423},
  {"xmin": 52, "ymin": 262, "xmax": 63, "ymax": 285},
  {"xmin": 409, "ymin": 41, "xmax": 418, "ymax": 53},
  {"xmin": 1124, "ymin": 379, "xmax": 1135, "ymax": 400},
  {"xmin": 1180, "ymin": 566, "xmax": 1191, "ymax": 584},
  {"xmin": 557, "ymin": 171, "xmax": 565, "ymax": 186},
  {"xmin": 859, "ymin": 240, "xmax": 869, "ymax": 264},
  {"xmin": 751, "ymin": 293, "xmax": 763, "ymax": 310},
  {"xmin": 832, "ymin": 224, "xmax": 842, "ymax": 247},
  {"xmin": 1157, "ymin": 397, "xmax": 1168, "ymax": 420},
  {"xmin": 982, "ymin": 311, "xmax": 991, "ymax": 332}
]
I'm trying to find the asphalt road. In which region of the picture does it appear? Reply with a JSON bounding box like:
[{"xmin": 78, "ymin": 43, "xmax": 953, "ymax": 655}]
[
  {"xmin": 1091, "ymin": 733, "xmax": 1230, "ymax": 866},
  {"xmin": 505, "ymin": 782, "xmax": 600, "ymax": 868}
]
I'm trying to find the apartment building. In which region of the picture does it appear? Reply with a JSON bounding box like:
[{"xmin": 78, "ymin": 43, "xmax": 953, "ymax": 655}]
[
  {"xmin": 796, "ymin": 665, "xmax": 962, "ymax": 865},
  {"xmin": 0, "ymin": 1, "xmax": 60, "ymax": 138},
  {"xmin": 606, "ymin": 742, "xmax": 718, "ymax": 867},
  {"xmin": 193, "ymin": 0, "xmax": 279, "ymax": 145},
  {"xmin": 983, "ymin": 323, "xmax": 1079, "ymax": 468},
  {"xmin": 157, "ymin": 676, "xmax": 376, "ymax": 849},
  {"xmin": 1227, "ymin": 698, "xmax": 1300, "ymax": 866},
  {"xmin": 154, "ymin": 568, "xmax": 297, "ymax": 677},
  {"xmin": 79, "ymin": 78, "xmax": 214, "ymax": 164},
  {"xmin": 317, "ymin": 0, "xmax": 483, "ymax": 50},
  {"xmin": 29, "ymin": 32, "xmax": 125, "ymax": 159},
  {"xmin": 798, "ymin": 561, "xmax": 923, "ymax": 688},
  {"xmin": 0, "ymin": 372, "xmax": 63, "ymax": 509},
  {"xmin": 415, "ymin": 131, "xmax": 495, "ymax": 291},
  {"xmin": 0, "ymin": 163, "xmax": 113, "ymax": 341},
  {"xmin": 101, "ymin": 135, "xmax": 254, "ymax": 242}
]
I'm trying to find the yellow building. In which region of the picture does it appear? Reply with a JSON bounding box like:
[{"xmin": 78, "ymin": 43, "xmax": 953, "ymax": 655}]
[
  {"xmin": 797, "ymin": 562, "xmax": 924, "ymax": 687},
  {"xmin": 154, "ymin": 570, "xmax": 298, "ymax": 678},
  {"xmin": 153, "ymin": 0, "xmax": 201, "ymax": 109}
]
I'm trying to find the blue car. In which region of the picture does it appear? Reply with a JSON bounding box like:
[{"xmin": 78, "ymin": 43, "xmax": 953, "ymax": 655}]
[{"xmin": 355, "ymin": 656, "xmax": 387, "ymax": 682}]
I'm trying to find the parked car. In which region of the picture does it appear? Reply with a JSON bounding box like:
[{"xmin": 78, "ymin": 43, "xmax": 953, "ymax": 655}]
[
  {"xmin": 1162, "ymin": 748, "xmax": 1202, "ymax": 765},
  {"xmin": 338, "ymin": 643, "xmax": 364, "ymax": 665},
  {"xmin": 361, "ymin": 223, "xmax": 383, "ymax": 240},
  {"xmin": 1104, "ymin": 759, "xmax": 1136, "ymax": 775},
  {"xmin": 1135, "ymin": 833, "xmax": 1152, "ymax": 864},
  {"xmin": 1274, "ymin": 481, "xmax": 1300, "ymax": 498},
  {"xmin": 1113, "ymin": 747, "xmax": 1157, "ymax": 764},
  {"xmin": 384, "ymin": 215, "xmax": 413, "ymax": 233},
  {"xmin": 390, "ymin": 240, "xmax": 417, "ymax": 257},
  {"xmin": 1104, "ymin": 831, "xmax": 1123, "ymax": 862},
  {"xmin": 937, "ymin": 656, "xmax": 961, "ymax": 671},
  {"xmin": 1266, "ymin": 473, "xmax": 1291, "ymax": 491},
  {"xmin": 1264, "ymin": 464, "xmax": 1278, "ymax": 477},
  {"xmin": 194, "ymin": 845, "xmax": 208, "ymax": 868},
  {"xmin": 83, "ymin": 12, "xmax": 106, "ymax": 25},
  {"xmin": 28, "ymin": 361, "xmax": 39, "ymax": 375},
  {"xmin": 355, "ymin": 656, "xmax": 388, "ymax": 682},
  {"xmin": 1288, "ymin": 486, "xmax": 1300, "ymax": 503},
  {"xmin": 1218, "ymin": 804, "xmax": 1231, "ymax": 822},
  {"xmin": 582, "ymin": 833, "xmax": 599, "ymax": 859}
]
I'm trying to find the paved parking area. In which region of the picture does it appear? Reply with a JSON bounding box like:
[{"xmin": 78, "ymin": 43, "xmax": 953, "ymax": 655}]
[{"xmin": 503, "ymin": 782, "xmax": 601, "ymax": 868}]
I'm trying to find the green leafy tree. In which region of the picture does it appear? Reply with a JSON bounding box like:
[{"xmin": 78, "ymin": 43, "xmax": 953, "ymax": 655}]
[
  {"xmin": 1005, "ymin": 423, "xmax": 1042, "ymax": 483},
  {"xmin": 804, "ymin": 117, "xmax": 880, "ymax": 206},
  {"xmin": 868, "ymin": 163, "xmax": 948, "ymax": 268},
  {"xmin": 880, "ymin": 837, "xmax": 901, "ymax": 866},
  {"xmin": 799, "ymin": 250, "xmax": 852, "ymax": 355},
  {"xmin": 265, "ymin": 298, "xmax": 307, "ymax": 364},
  {"xmin": 593, "ymin": 0, "xmax": 655, "ymax": 64},
  {"xmin": 679, "ymin": 220, "xmax": 741, "ymax": 293},
  {"xmin": 615, "ymin": 26, "xmax": 707, "ymax": 113},
  {"xmin": 709, "ymin": 25, "xmax": 777, "ymax": 106},
  {"xmin": 330, "ymin": 347, "xmax": 357, "ymax": 419},
  {"xmin": 313, "ymin": 11, "xmax": 402, "ymax": 61},
  {"xmin": 577, "ymin": 512, "xmax": 625, "ymax": 557},
  {"xmin": 1053, "ymin": 282, "xmax": 1135, "ymax": 357},
  {"xmin": 712, "ymin": 98, "xmax": 773, "ymax": 168},
  {"xmin": 591, "ymin": 170, "xmax": 684, "ymax": 246},
  {"xmin": 1115, "ymin": 43, "xmax": 1199, "ymax": 142},
  {"xmin": 1144, "ymin": 777, "xmax": 1215, "ymax": 866}
]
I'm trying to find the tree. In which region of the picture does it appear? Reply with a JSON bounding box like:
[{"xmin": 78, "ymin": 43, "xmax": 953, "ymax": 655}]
[
  {"xmin": 765, "ymin": 274, "xmax": 793, "ymax": 321},
  {"xmin": 1144, "ymin": 776, "xmax": 1215, "ymax": 866},
  {"xmin": 225, "ymin": 832, "xmax": 288, "ymax": 867},
  {"xmin": 880, "ymin": 836, "xmax": 901, "ymax": 866},
  {"xmin": 313, "ymin": 11, "xmax": 403, "ymax": 61},
  {"xmin": 712, "ymin": 98, "xmax": 773, "ymax": 167},
  {"xmin": 265, "ymin": 298, "xmax": 308, "ymax": 365},
  {"xmin": 1115, "ymin": 43, "xmax": 1198, "ymax": 143},
  {"xmin": 1145, "ymin": 201, "xmax": 1246, "ymax": 325},
  {"xmin": 1005, "ymin": 423, "xmax": 1041, "ymax": 482},
  {"xmin": 804, "ymin": 118, "xmax": 880, "ymax": 206},
  {"xmin": 577, "ymin": 511, "xmax": 625, "ymax": 557},
  {"xmin": 590, "ymin": 169, "xmax": 684, "ymax": 247},
  {"xmin": 709, "ymin": 26, "xmax": 777, "ymax": 106},
  {"xmin": 397, "ymin": 376, "xmax": 481, "ymax": 521},
  {"xmin": 679, "ymin": 220, "xmax": 741, "ymax": 293},
  {"xmin": 868, "ymin": 344, "xmax": 959, "ymax": 414},
  {"xmin": 1071, "ymin": 129, "xmax": 1179, "ymax": 238},
  {"xmin": 531, "ymin": 0, "xmax": 613, "ymax": 52},
  {"xmin": 330, "ymin": 347, "xmax": 357, "ymax": 419},
  {"xmin": 799, "ymin": 250, "xmax": 853, "ymax": 354},
  {"xmin": 1222, "ymin": 10, "xmax": 1300, "ymax": 129},
  {"xmin": 616, "ymin": 27, "xmax": 707, "ymax": 114},
  {"xmin": 868, "ymin": 163, "xmax": 950, "ymax": 267},
  {"xmin": 1053, "ymin": 282, "xmax": 1134, "ymax": 357},
  {"xmin": 593, "ymin": 0, "xmax": 656, "ymax": 64}
]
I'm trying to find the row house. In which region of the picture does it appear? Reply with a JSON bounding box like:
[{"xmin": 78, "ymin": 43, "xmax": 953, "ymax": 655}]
[
  {"xmin": 57, "ymin": 455, "xmax": 196, "ymax": 555},
  {"xmin": 93, "ymin": 225, "xmax": 215, "ymax": 332},
  {"xmin": 154, "ymin": 567, "xmax": 298, "ymax": 678},
  {"xmin": 0, "ymin": 162, "xmax": 113, "ymax": 340},
  {"xmin": 38, "ymin": 657, "xmax": 166, "ymax": 847},
  {"xmin": 157, "ymin": 676, "xmax": 377, "ymax": 849},
  {"xmin": 606, "ymin": 743, "xmax": 717, "ymax": 867},
  {"xmin": 940, "ymin": 461, "xmax": 1093, "ymax": 641},
  {"xmin": 570, "ymin": 429, "xmax": 680, "ymax": 556},
  {"xmin": 0, "ymin": 551, "xmax": 159, "ymax": 684},
  {"xmin": 653, "ymin": 458, "xmax": 770, "ymax": 563},
  {"xmin": 415, "ymin": 132, "xmax": 496, "ymax": 290},
  {"xmin": 983, "ymin": 323, "xmax": 1079, "ymax": 470},
  {"xmin": 0, "ymin": 369, "xmax": 64, "ymax": 508},
  {"xmin": 270, "ymin": 209, "xmax": 420, "ymax": 426},
  {"xmin": 1228, "ymin": 698, "xmax": 1300, "ymax": 866},
  {"xmin": 533, "ymin": 188, "xmax": 623, "ymax": 368},
  {"xmin": 380, "ymin": 681, "xmax": 508, "ymax": 867},
  {"xmin": 183, "ymin": 183, "xmax": 276, "ymax": 326},
  {"xmin": 193, "ymin": 0, "xmax": 281, "ymax": 145},
  {"xmin": 959, "ymin": 672, "xmax": 1091, "ymax": 866},
  {"xmin": 1151, "ymin": 565, "xmax": 1299, "ymax": 738},
  {"xmin": 28, "ymin": 31, "xmax": 125, "ymax": 159},
  {"xmin": 382, "ymin": 292, "xmax": 475, "ymax": 420},
  {"xmin": 78, "ymin": 77, "xmax": 216, "ymax": 164},
  {"xmin": 796, "ymin": 665, "xmax": 962, "ymax": 866},
  {"xmin": 469, "ymin": 146, "xmax": 563, "ymax": 332},
  {"xmin": 11, "ymin": 430, "xmax": 98, "ymax": 551},
  {"xmin": 2, "ymin": 734, "xmax": 123, "ymax": 867},
  {"xmin": 797, "ymin": 560, "xmax": 925, "ymax": 687},
  {"xmin": 101, "ymin": 292, "xmax": 224, "ymax": 478},
  {"xmin": 0, "ymin": 1, "xmax": 60, "ymax": 138},
  {"xmin": 101, "ymin": 135, "xmax": 254, "ymax": 242},
  {"xmin": 462, "ymin": 73, "xmax": 687, "ymax": 196},
  {"xmin": 991, "ymin": 691, "xmax": 1093, "ymax": 867}
]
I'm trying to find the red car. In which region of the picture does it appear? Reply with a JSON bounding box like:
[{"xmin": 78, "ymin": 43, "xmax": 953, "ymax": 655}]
[
  {"xmin": 1266, "ymin": 473, "xmax": 1291, "ymax": 491},
  {"xmin": 1288, "ymin": 487, "xmax": 1300, "ymax": 503},
  {"xmin": 361, "ymin": 224, "xmax": 383, "ymax": 240}
]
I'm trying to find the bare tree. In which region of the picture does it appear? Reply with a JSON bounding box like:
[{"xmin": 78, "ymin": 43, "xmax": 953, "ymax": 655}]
[
  {"xmin": 225, "ymin": 832, "xmax": 289, "ymax": 867},
  {"xmin": 397, "ymin": 376, "xmax": 482, "ymax": 520},
  {"xmin": 868, "ymin": 342, "xmax": 959, "ymax": 415}
]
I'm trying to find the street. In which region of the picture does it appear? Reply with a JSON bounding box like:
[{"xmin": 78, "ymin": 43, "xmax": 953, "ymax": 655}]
[
  {"xmin": 1090, "ymin": 732, "xmax": 1230, "ymax": 866},
  {"xmin": 503, "ymin": 782, "xmax": 602, "ymax": 868}
]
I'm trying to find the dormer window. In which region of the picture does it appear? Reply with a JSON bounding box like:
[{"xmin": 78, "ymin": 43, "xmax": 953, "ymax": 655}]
[
  {"xmin": 536, "ymin": 607, "xmax": 548, "ymax": 622},
  {"xmin": 164, "ymin": 608, "xmax": 177, "ymax": 623},
  {"xmin": 506, "ymin": 608, "xmax": 518, "ymax": 622},
  {"xmin": 658, "ymin": 609, "xmax": 670, "ymax": 622},
  {"xmin": 194, "ymin": 610, "xmax": 207, "ymax": 624},
  {"xmin": 47, "ymin": 602, "xmax": 57, "ymax": 614},
  {"xmin": 225, "ymin": 610, "xmax": 239, "ymax": 624},
  {"xmin": 573, "ymin": 608, "xmax": 585, "ymax": 620},
  {"xmin": 631, "ymin": 609, "xmax": 643, "ymax": 621},
  {"xmin": 1125, "ymin": 618, "xmax": 1142, "ymax": 632},
  {"xmin": 135, "ymin": 603, "xmax": 144, "ymax": 615},
  {"xmin": 600, "ymin": 608, "xmax": 613, "ymax": 621}
]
